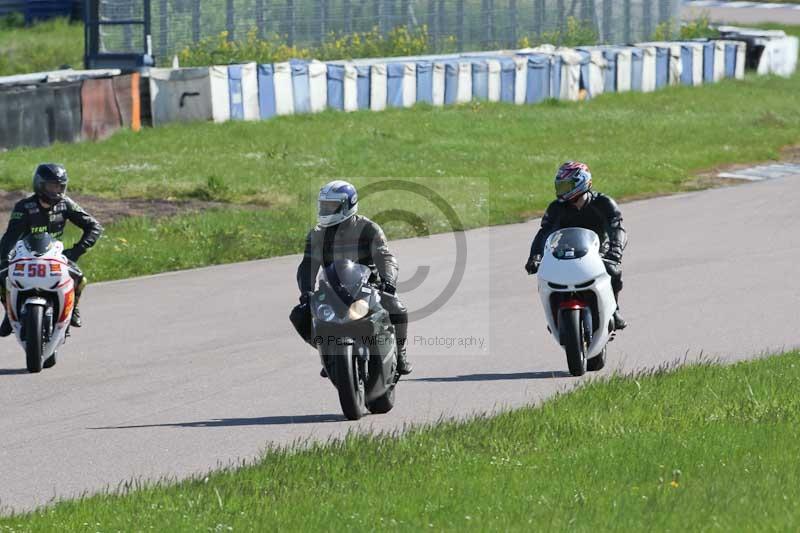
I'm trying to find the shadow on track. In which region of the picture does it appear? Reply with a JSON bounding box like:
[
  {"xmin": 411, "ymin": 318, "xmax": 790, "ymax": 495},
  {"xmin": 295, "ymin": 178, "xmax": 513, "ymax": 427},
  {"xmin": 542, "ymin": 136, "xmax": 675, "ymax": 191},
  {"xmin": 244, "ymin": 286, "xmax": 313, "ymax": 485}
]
[
  {"xmin": 90, "ymin": 414, "xmax": 345, "ymax": 430},
  {"xmin": 0, "ymin": 368, "xmax": 30, "ymax": 376},
  {"xmin": 409, "ymin": 370, "xmax": 572, "ymax": 382}
]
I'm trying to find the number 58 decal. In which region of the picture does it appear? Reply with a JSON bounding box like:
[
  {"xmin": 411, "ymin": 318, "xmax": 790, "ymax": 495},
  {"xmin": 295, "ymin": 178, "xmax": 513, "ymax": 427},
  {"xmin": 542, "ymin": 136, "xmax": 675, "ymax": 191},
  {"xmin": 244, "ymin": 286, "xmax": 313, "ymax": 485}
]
[{"xmin": 27, "ymin": 264, "xmax": 47, "ymax": 277}]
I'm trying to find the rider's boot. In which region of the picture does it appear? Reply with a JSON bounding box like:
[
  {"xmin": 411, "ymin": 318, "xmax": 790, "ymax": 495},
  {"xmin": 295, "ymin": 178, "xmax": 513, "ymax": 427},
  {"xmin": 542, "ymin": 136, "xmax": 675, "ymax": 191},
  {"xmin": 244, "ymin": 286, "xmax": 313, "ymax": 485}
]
[
  {"xmin": 0, "ymin": 315, "xmax": 11, "ymax": 337},
  {"xmin": 70, "ymin": 278, "xmax": 86, "ymax": 328},
  {"xmin": 0, "ymin": 288, "xmax": 10, "ymax": 337},
  {"xmin": 396, "ymin": 340, "xmax": 413, "ymax": 375},
  {"xmin": 612, "ymin": 288, "xmax": 627, "ymax": 330}
]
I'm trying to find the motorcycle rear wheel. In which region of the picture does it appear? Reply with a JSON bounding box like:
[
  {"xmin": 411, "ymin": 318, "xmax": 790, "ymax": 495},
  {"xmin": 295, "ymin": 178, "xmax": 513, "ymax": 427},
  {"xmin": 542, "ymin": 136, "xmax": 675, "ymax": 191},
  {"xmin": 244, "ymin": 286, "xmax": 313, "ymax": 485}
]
[
  {"xmin": 25, "ymin": 306, "xmax": 44, "ymax": 374},
  {"xmin": 334, "ymin": 342, "xmax": 366, "ymax": 420},
  {"xmin": 560, "ymin": 308, "xmax": 587, "ymax": 377}
]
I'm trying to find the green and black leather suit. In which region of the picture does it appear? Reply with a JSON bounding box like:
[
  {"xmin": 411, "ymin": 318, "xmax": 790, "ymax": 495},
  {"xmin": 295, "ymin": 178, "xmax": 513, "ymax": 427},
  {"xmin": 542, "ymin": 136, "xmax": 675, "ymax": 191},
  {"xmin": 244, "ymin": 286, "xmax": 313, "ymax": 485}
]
[{"xmin": 0, "ymin": 194, "xmax": 103, "ymax": 281}]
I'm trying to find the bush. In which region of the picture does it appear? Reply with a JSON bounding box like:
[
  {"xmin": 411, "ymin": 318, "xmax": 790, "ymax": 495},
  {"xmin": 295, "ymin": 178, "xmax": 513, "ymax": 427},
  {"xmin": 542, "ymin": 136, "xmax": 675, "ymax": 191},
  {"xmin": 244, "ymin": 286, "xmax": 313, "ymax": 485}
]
[
  {"xmin": 680, "ymin": 15, "xmax": 720, "ymax": 40},
  {"xmin": 178, "ymin": 25, "xmax": 446, "ymax": 67},
  {"xmin": 518, "ymin": 17, "xmax": 598, "ymax": 49}
]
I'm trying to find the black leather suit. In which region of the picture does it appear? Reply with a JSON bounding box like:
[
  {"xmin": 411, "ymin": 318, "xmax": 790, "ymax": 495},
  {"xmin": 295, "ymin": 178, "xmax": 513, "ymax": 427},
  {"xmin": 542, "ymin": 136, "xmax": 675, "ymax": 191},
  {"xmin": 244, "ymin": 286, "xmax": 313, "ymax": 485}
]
[
  {"xmin": 291, "ymin": 215, "xmax": 408, "ymax": 348},
  {"xmin": 528, "ymin": 191, "xmax": 627, "ymax": 293}
]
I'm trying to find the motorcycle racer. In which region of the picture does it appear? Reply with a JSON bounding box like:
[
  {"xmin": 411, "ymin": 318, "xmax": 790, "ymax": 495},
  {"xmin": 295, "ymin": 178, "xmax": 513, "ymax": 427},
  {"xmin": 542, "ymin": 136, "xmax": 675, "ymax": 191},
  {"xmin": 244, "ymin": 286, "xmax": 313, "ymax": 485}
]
[
  {"xmin": 525, "ymin": 161, "xmax": 628, "ymax": 330},
  {"xmin": 0, "ymin": 164, "xmax": 103, "ymax": 336},
  {"xmin": 290, "ymin": 180, "xmax": 413, "ymax": 375}
]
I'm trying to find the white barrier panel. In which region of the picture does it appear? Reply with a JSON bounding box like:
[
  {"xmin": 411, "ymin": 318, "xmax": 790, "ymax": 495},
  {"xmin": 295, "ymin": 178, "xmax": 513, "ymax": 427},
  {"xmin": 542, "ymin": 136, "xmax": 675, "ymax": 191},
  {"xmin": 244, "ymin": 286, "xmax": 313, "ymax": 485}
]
[
  {"xmin": 402, "ymin": 62, "xmax": 417, "ymax": 108},
  {"xmin": 149, "ymin": 67, "xmax": 213, "ymax": 126},
  {"xmin": 487, "ymin": 59, "xmax": 501, "ymax": 102},
  {"xmin": 616, "ymin": 49, "xmax": 632, "ymax": 92},
  {"xmin": 371, "ymin": 63, "xmax": 387, "ymax": 111},
  {"xmin": 513, "ymin": 56, "xmax": 527, "ymax": 105},
  {"xmin": 587, "ymin": 50, "xmax": 606, "ymax": 97},
  {"xmin": 735, "ymin": 42, "xmax": 746, "ymax": 79},
  {"xmin": 668, "ymin": 44, "xmax": 683, "ymax": 86},
  {"xmin": 309, "ymin": 61, "xmax": 328, "ymax": 113},
  {"xmin": 273, "ymin": 62, "xmax": 295, "ymax": 115},
  {"xmin": 640, "ymin": 46, "xmax": 656, "ymax": 92},
  {"xmin": 209, "ymin": 65, "xmax": 230, "ymax": 123},
  {"xmin": 713, "ymin": 41, "xmax": 726, "ymax": 81},
  {"xmin": 344, "ymin": 64, "xmax": 358, "ymax": 112},
  {"xmin": 457, "ymin": 61, "xmax": 472, "ymax": 103},
  {"xmin": 690, "ymin": 44, "xmax": 704, "ymax": 86},
  {"xmin": 432, "ymin": 62, "xmax": 446, "ymax": 106},
  {"xmin": 241, "ymin": 62, "xmax": 260, "ymax": 120},
  {"xmin": 557, "ymin": 48, "xmax": 582, "ymax": 101}
]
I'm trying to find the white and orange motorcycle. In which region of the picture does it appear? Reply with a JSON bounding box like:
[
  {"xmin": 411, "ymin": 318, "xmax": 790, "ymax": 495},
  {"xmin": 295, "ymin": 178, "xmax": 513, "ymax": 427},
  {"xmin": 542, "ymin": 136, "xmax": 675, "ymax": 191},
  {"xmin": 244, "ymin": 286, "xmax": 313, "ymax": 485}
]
[{"xmin": 4, "ymin": 233, "xmax": 75, "ymax": 373}]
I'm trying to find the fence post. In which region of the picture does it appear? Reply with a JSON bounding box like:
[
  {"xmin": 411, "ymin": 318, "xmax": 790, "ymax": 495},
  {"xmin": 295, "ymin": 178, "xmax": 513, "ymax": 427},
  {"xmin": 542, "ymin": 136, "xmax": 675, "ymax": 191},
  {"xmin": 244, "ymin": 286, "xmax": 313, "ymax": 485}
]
[
  {"xmin": 192, "ymin": 0, "xmax": 201, "ymax": 43},
  {"xmin": 602, "ymin": 0, "xmax": 611, "ymax": 43},
  {"xmin": 624, "ymin": 0, "xmax": 631, "ymax": 43},
  {"xmin": 123, "ymin": 0, "xmax": 133, "ymax": 50},
  {"xmin": 427, "ymin": 0, "xmax": 436, "ymax": 49},
  {"xmin": 642, "ymin": 0, "xmax": 652, "ymax": 40},
  {"xmin": 344, "ymin": 0, "xmax": 352, "ymax": 33},
  {"xmin": 658, "ymin": 0, "xmax": 671, "ymax": 34},
  {"xmin": 509, "ymin": 0, "xmax": 517, "ymax": 49},
  {"xmin": 315, "ymin": 0, "xmax": 324, "ymax": 44},
  {"xmin": 456, "ymin": 0, "xmax": 464, "ymax": 50},
  {"xmin": 534, "ymin": 0, "xmax": 544, "ymax": 38},
  {"xmin": 159, "ymin": 0, "xmax": 168, "ymax": 59},
  {"xmin": 226, "ymin": 0, "xmax": 235, "ymax": 41},
  {"xmin": 256, "ymin": 0, "xmax": 265, "ymax": 40},
  {"xmin": 287, "ymin": 0, "xmax": 295, "ymax": 46},
  {"xmin": 437, "ymin": 0, "xmax": 445, "ymax": 48}
]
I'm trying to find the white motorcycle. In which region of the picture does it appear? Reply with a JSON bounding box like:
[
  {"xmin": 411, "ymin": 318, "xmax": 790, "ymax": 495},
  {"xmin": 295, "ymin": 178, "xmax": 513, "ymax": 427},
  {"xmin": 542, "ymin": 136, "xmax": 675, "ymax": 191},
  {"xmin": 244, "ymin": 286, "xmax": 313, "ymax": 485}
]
[
  {"xmin": 4, "ymin": 233, "xmax": 75, "ymax": 373},
  {"xmin": 536, "ymin": 227, "xmax": 617, "ymax": 376}
]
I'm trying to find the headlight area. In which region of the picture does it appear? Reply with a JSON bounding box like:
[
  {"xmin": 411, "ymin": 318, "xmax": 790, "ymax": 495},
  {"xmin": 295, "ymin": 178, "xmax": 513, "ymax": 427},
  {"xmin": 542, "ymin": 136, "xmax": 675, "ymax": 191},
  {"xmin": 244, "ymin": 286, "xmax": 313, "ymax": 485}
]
[
  {"xmin": 317, "ymin": 303, "xmax": 336, "ymax": 322},
  {"xmin": 347, "ymin": 299, "xmax": 370, "ymax": 321}
]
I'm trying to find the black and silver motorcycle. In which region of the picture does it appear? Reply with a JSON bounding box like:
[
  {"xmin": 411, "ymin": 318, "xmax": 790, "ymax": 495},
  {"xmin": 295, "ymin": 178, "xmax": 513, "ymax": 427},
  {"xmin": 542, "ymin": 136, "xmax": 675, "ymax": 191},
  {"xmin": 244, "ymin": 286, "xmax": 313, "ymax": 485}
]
[{"xmin": 310, "ymin": 259, "xmax": 399, "ymax": 420}]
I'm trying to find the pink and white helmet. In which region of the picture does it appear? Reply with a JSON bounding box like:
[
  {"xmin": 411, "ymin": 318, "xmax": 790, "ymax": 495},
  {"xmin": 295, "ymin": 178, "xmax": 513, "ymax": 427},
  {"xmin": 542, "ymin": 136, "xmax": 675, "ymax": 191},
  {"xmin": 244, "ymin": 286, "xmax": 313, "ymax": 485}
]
[{"xmin": 554, "ymin": 161, "xmax": 592, "ymax": 202}]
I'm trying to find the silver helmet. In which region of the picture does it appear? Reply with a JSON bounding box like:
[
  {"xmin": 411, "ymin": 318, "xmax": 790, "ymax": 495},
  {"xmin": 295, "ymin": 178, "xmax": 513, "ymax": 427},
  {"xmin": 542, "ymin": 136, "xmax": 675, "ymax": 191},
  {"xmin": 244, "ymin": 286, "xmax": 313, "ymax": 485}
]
[{"xmin": 318, "ymin": 180, "xmax": 358, "ymax": 227}]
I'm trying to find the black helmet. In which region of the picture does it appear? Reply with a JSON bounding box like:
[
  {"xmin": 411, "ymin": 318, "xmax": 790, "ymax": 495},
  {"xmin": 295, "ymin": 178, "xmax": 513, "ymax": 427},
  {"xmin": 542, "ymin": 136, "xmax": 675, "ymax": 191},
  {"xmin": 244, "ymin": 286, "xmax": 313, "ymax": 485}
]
[{"xmin": 33, "ymin": 163, "xmax": 68, "ymax": 204}]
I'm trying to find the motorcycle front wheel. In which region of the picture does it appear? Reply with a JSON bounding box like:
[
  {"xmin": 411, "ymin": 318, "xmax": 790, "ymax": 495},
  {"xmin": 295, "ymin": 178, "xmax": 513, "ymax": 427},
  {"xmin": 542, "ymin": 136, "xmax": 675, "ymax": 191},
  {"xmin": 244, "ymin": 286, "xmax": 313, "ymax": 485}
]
[
  {"xmin": 25, "ymin": 305, "xmax": 44, "ymax": 374},
  {"xmin": 560, "ymin": 308, "xmax": 587, "ymax": 377},
  {"xmin": 334, "ymin": 341, "xmax": 366, "ymax": 420}
]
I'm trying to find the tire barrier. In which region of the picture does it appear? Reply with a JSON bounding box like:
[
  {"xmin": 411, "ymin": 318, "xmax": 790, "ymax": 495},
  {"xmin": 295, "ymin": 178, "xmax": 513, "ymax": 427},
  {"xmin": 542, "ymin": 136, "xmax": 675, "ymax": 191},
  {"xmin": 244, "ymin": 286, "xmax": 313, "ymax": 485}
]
[{"xmin": 0, "ymin": 28, "xmax": 795, "ymax": 152}]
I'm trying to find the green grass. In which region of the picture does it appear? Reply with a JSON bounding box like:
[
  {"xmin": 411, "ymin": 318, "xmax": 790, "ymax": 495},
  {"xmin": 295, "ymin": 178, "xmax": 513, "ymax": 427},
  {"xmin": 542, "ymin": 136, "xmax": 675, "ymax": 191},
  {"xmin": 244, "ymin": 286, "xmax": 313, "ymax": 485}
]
[
  {"xmin": 0, "ymin": 18, "xmax": 83, "ymax": 77},
  {"xmin": 30, "ymin": 71, "xmax": 799, "ymax": 281},
  {"xmin": 2, "ymin": 352, "xmax": 798, "ymax": 530}
]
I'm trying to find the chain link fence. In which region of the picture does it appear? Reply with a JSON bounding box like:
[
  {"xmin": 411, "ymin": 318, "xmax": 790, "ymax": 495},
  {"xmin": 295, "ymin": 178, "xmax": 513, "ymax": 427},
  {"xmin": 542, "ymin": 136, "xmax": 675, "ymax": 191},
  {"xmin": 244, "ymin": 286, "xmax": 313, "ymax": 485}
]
[{"xmin": 96, "ymin": 0, "xmax": 681, "ymax": 63}]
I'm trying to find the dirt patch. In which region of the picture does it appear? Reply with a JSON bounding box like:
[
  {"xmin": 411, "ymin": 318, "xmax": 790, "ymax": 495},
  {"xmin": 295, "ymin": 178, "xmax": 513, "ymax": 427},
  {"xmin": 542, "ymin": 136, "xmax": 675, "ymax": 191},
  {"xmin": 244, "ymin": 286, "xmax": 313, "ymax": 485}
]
[{"xmin": 0, "ymin": 191, "xmax": 234, "ymax": 230}]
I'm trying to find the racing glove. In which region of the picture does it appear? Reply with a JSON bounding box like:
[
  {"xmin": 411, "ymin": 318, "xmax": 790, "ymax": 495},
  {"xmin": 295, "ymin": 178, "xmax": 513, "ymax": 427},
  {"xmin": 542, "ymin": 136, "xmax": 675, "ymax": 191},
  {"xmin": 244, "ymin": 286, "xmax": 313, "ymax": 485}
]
[
  {"xmin": 604, "ymin": 245, "xmax": 623, "ymax": 264},
  {"xmin": 63, "ymin": 246, "xmax": 85, "ymax": 263},
  {"xmin": 525, "ymin": 255, "xmax": 542, "ymax": 275},
  {"xmin": 381, "ymin": 282, "xmax": 396, "ymax": 295}
]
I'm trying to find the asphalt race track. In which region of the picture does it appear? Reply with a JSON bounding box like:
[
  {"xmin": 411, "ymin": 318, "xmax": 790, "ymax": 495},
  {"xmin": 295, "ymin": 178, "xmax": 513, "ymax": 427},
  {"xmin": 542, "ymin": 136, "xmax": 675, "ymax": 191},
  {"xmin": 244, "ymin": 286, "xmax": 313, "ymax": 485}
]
[
  {"xmin": 682, "ymin": 1, "xmax": 800, "ymax": 25},
  {"xmin": 1, "ymin": 176, "xmax": 798, "ymax": 513}
]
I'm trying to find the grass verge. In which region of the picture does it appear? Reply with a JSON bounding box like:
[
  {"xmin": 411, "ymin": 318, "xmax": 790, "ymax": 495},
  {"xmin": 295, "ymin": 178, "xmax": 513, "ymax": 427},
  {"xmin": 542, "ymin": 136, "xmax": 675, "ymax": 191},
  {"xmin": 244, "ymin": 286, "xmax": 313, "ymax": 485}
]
[
  {"xmin": 1, "ymin": 352, "xmax": 798, "ymax": 530},
  {"xmin": 28, "ymin": 71, "xmax": 797, "ymax": 281},
  {"xmin": 0, "ymin": 18, "xmax": 83, "ymax": 77}
]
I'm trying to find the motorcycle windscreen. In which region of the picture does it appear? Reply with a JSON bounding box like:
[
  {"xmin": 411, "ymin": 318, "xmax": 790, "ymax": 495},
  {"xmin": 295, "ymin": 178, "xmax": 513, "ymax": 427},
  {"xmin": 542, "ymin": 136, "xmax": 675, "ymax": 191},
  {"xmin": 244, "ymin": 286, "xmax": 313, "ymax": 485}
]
[
  {"xmin": 548, "ymin": 227, "xmax": 598, "ymax": 260},
  {"xmin": 323, "ymin": 260, "xmax": 371, "ymax": 304},
  {"xmin": 23, "ymin": 233, "xmax": 55, "ymax": 256}
]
